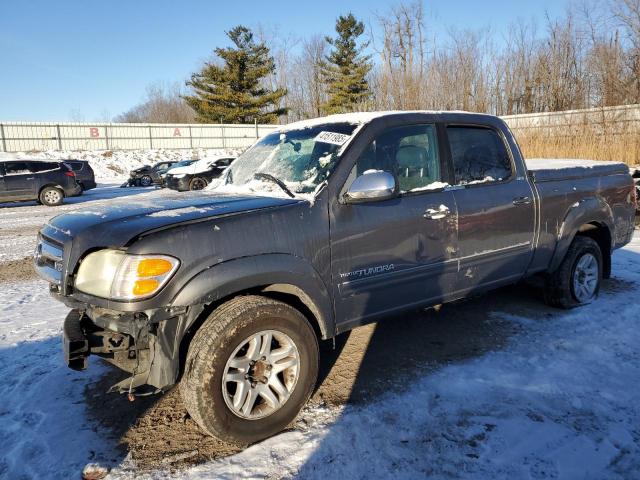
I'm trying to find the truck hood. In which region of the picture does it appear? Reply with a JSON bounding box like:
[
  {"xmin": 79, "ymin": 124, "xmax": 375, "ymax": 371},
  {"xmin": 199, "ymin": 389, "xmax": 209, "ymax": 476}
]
[{"xmin": 40, "ymin": 191, "xmax": 303, "ymax": 265}]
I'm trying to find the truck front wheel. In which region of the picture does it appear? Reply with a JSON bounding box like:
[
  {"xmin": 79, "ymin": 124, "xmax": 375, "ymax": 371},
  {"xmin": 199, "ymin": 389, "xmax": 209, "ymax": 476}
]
[
  {"xmin": 544, "ymin": 236, "xmax": 602, "ymax": 308},
  {"xmin": 180, "ymin": 295, "xmax": 319, "ymax": 445}
]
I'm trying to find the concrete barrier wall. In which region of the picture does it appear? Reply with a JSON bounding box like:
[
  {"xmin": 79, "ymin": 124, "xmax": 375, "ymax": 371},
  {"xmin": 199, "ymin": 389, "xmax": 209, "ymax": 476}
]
[
  {"xmin": 2, "ymin": 104, "xmax": 639, "ymax": 152},
  {"xmin": 0, "ymin": 122, "xmax": 279, "ymax": 152}
]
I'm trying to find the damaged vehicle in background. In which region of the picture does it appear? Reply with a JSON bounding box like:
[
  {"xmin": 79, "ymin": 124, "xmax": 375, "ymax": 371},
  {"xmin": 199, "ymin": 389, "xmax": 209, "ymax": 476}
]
[
  {"xmin": 632, "ymin": 167, "xmax": 640, "ymax": 212},
  {"xmin": 164, "ymin": 156, "xmax": 235, "ymax": 191},
  {"xmin": 123, "ymin": 160, "xmax": 182, "ymax": 187},
  {"xmin": 34, "ymin": 111, "xmax": 636, "ymax": 445}
]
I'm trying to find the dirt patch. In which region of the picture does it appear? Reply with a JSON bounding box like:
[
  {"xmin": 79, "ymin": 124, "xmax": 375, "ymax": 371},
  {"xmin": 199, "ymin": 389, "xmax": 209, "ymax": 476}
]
[
  {"xmin": 0, "ymin": 225, "xmax": 39, "ymax": 238},
  {"xmin": 0, "ymin": 257, "xmax": 38, "ymax": 283},
  {"xmin": 85, "ymin": 284, "xmax": 541, "ymax": 471}
]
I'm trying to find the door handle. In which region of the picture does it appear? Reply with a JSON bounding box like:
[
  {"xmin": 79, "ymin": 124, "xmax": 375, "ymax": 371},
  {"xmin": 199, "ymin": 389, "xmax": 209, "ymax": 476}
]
[
  {"xmin": 26, "ymin": 177, "xmax": 34, "ymax": 180},
  {"xmin": 512, "ymin": 196, "xmax": 532, "ymax": 205},
  {"xmin": 423, "ymin": 205, "xmax": 450, "ymax": 219}
]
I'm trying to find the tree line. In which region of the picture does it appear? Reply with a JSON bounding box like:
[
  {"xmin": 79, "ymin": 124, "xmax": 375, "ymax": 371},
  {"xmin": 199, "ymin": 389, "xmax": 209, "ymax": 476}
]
[{"xmin": 116, "ymin": 0, "xmax": 640, "ymax": 124}]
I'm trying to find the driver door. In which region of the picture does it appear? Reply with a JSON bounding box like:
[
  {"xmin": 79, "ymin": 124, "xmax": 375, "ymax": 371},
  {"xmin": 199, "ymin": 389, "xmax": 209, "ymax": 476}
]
[{"xmin": 329, "ymin": 123, "xmax": 458, "ymax": 332}]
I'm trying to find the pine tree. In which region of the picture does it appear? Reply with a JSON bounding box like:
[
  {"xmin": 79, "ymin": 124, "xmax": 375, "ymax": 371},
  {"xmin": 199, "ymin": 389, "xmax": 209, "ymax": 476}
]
[
  {"xmin": 184, "ymin": 26, "xmax": 287, "ymax": 124},
  {"xmin": 320, "ymin": 13, "xmax": 373, "ymax": 114}
]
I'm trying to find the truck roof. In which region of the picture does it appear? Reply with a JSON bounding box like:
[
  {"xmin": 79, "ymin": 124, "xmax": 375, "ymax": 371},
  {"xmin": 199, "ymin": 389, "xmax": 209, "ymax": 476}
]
[{"xmin": 278, "ymin": 110, "xmax": 483, "ymax": 132}]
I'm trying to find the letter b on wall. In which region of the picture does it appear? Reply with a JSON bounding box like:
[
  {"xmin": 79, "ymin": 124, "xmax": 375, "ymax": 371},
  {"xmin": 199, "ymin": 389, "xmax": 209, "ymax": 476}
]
[{"xmin": 89, "ymin": 127, "xmax": 100, "ymax": 138}]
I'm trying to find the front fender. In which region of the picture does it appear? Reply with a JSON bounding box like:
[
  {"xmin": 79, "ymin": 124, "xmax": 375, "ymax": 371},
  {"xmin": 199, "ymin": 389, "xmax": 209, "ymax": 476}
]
[
  {"xmin": 548, "ymin": 196, "xmax": 614, "ymax": 272},
  {"xmin": 171, "ymin": 253, "xmax": 334, "ymax": 339}
]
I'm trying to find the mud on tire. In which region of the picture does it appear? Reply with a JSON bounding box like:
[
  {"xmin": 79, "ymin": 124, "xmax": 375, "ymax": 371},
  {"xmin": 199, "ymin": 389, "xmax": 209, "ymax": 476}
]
[
  {"xmin": 544, "ymin": 236, "xmax": 603, "ymax": 309},
  {"xmin": 180, "ymin": 295, "xmax": 319, "ymax": 445}
]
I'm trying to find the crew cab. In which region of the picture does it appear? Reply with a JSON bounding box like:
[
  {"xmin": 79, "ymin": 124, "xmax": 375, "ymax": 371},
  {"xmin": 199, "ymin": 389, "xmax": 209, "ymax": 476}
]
[
  {"xmin": 1, "ymin": 159, "xmax": 81, "ymax": 206},
  {"xmin": 34, "ymin": 112, "xmax": 636, "ymax": 445}
]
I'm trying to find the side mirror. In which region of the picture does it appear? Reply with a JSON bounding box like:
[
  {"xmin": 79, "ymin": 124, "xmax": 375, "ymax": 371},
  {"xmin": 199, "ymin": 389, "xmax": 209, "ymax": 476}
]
[{"xmin": 344, "ymin": 171, "xmax": 398, "ymax": 204}]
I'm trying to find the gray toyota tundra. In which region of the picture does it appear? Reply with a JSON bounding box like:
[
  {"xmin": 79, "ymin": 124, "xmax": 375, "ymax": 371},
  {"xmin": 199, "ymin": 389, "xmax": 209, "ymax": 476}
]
[{"xmin": 34, "ymin": 111, "xmax": 636, "ymax": 444}]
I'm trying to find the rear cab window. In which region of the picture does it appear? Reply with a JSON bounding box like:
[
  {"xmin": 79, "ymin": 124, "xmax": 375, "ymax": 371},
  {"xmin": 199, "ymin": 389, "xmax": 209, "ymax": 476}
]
[{"xmin": 446, "ymin": 126, "xmax": 513, "ymax": 185}]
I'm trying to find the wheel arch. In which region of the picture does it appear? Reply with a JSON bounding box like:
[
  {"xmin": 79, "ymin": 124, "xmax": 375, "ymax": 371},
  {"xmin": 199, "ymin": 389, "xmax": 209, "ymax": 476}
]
[
  {"xmin": 38, "ymin": 183, "xmax": 65, "ymax": 196},
  {"xmin": 171, "ymin": 253, "xmax": 334, "ymax": 340},
  {"xmin": 548, "ymin": 196, "xmax": 614, "ymax": 278}
]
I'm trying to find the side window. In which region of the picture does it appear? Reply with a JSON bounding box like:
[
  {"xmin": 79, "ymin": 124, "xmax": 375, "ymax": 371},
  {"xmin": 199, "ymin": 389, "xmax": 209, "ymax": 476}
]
[
  {"xmin": 350, "ymin": 124, "xmax": 442, "ymax": 193},
  {"xmin": 447, "ymin": 126, "xmax": 512, "ymax": 185},
  {"xmin": 28, "ymin": 162, "xmax": 57, "ymax": 173},
  {"xmin": 4, "ymin": 162, "xmax": 30, "ymax": 175}
]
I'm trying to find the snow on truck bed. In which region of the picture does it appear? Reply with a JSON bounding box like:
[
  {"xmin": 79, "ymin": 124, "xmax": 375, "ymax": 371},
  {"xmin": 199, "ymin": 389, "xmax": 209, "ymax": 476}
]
[{"xmin": 525, "ymin": 158, "xmax": 630, "ymax": 182}]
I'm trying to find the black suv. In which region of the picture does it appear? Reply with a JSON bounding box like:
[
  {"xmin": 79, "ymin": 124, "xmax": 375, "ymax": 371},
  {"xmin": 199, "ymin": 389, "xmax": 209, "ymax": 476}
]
[
  {"xmin": 0, "ymin": 160, "xmax": 81, "ymax": 206},
  {"xmin": 64, "ymin": 160, "xmax": 97, "ymax": 192}
]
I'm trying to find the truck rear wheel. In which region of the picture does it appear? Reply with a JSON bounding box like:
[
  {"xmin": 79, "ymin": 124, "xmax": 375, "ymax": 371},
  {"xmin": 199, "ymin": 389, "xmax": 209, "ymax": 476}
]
[
  {"xmin": 180, "ymin": 295, "xmax": 319, "ymax": 445},
  {"xmin": 544, "ymin": 236, "xmax": 602, "ymax": 308}
]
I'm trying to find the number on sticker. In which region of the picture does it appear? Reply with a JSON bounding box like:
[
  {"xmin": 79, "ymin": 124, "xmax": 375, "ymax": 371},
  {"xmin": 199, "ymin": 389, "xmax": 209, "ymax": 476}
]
[{"xmin": 314, "ymin": 131, "xmax": 350, "ymax": 146}]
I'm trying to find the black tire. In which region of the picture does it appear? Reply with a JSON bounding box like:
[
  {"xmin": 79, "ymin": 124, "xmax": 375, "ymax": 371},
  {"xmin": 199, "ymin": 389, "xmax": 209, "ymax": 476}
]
[
  {"xmin": 140, "ymin": 175, "xmax": 152, "ymax": 187},
  {"xmin": 39, "ymin": 186, "xmax": 64, "ymax": 207},
  {"xmin": 544, "ymin": 236, "xmax": 602, "ymax": 309},
  {"xmin": 180, "ymin": 295, "xmax": 319, "ymax": 445},
  {"xmin": 189, "ymin": 177, "xmax": 207, "ymax": 191}
]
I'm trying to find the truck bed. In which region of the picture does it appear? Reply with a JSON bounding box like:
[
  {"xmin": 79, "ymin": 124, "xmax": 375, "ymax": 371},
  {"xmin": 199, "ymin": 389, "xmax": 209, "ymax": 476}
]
[{"xmin": 525, "ymin": 158, "xmax": 630, "ymax": 182}]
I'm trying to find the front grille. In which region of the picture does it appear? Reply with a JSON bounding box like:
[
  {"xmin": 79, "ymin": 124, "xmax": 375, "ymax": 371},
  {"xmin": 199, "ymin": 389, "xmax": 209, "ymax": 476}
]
[{"xmin": 34, "ymin": 235, "xmax": 64, "ymax": 285}]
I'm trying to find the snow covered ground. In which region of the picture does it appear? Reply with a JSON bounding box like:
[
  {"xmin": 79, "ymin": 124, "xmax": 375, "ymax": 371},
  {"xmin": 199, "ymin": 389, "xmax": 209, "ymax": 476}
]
[
  {"xmin": 0, "ymin": 181, "xmax": 159, "ymax": 262},
  {"xmin": 0, "ymin": 148, "xmax": 239, "ymax": 179},
  {"xmin": 1, "ymin": 232, "xmax": 639, "ymax": 478}
]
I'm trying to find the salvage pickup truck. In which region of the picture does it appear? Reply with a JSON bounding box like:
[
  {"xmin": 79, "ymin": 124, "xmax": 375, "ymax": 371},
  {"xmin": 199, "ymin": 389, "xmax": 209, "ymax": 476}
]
[{"xmin": 34, "ymin": 112, "xmax": 636, "ymax": 445}]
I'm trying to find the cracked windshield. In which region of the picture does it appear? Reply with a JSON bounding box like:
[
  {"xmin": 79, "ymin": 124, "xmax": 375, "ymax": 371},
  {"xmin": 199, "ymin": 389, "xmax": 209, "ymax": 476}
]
[{"xmin": 222, "ymin": 123, "xmax": 358, "ymax": 195}]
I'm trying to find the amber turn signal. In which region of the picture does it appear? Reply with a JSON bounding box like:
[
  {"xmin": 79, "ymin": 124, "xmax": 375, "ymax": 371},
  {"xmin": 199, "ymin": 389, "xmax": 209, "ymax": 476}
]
[
  {"xmin": 136, "ymin": 258, "xmax": 174, "ymax": 277},
  {"xmin": 132, "ymin": 279, "xmax": 160, "ymax": 296}
]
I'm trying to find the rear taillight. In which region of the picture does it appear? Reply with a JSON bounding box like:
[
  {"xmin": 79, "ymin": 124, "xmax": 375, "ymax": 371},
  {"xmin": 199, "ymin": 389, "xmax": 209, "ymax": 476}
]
[{"xmin": 65, "ymin": 171, "xmax": 75, "ymax": 178}]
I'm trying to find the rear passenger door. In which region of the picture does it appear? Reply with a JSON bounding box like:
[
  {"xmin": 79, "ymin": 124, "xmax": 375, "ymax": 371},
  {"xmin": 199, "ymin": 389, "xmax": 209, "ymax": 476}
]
[
  {"xmin": 445, "ymin": 125, "xmax": 535, "ymax": 292},
  {"xmin": 2, "ymin": 161, "xmax": 35, "ymax": 200},
  {"xmin": 330, "ymin": 123, "xmax": 459, "ymax": 330}
]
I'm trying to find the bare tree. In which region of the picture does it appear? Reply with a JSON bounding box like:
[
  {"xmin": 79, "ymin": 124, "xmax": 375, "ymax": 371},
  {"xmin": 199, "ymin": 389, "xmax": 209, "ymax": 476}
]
[
  {"xmin": 612, "ymin": 0, "xmax": 640, "ymax": 102},
  {"xmin": 374, "ymin": 1, "xmax": 427, "ymax": 110},
  {"xmin": 116, "ymin": 82, "xmax": 195, "ymax": 123}
]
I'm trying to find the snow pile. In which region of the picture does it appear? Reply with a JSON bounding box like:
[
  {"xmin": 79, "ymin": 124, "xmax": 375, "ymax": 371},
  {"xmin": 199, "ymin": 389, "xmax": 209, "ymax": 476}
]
[
  {"xmin": 0, "ymin": 281, "xmax": 119, "ymax": 478},
  {"xmin": 0, "ymin": 149, "xmax": 240, "ymax": 180}
]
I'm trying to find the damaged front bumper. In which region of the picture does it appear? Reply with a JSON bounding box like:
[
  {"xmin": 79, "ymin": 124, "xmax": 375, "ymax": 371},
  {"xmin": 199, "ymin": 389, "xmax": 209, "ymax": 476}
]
[{"xmin": 61, "ymin": 301, "xmax": 204, "ymax": 394}]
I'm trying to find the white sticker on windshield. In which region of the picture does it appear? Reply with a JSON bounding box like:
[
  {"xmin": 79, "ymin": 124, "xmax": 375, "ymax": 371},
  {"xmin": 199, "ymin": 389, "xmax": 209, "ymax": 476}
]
[{"xmin": 315, "ymin": 131, "xmax": 351, "ymax": 146}]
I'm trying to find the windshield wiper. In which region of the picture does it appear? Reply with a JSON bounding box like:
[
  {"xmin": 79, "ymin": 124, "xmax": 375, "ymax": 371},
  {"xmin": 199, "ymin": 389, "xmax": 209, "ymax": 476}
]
[{"xmin": 253, "ymin": 173, "xmax": 295, "ymax": 198}]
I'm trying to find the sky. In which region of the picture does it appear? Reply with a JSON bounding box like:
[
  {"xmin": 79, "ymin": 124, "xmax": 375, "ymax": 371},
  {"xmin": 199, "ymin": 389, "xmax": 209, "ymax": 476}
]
[{"xmin": 0, "ymin": 0, "xmax": 572, "ymax": 122}]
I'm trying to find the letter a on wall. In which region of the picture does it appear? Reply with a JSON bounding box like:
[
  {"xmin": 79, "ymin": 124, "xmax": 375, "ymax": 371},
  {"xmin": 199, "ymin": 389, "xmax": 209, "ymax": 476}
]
[
  {"xmin": 89, "ymin": 127, "xmax": 100, "ymax": 138},
  {"xmin": 173, "ymin": 128, "xmax": 181, "ymax": 137}
]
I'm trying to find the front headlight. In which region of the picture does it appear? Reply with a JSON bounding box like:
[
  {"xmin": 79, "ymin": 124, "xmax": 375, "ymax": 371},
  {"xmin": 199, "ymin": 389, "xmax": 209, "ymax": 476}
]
[
  {"xmin": 173, "ymin": 174, "xmax": 186, "ymax": 179},
  {"xmin": 75, "ymin": 250, "xmax": 179, "ymax": 300}
]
